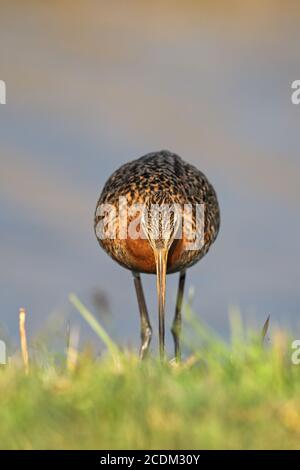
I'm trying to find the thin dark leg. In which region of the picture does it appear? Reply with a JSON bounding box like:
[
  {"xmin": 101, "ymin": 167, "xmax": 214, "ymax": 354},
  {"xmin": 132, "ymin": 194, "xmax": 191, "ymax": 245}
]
[
  {"xmin": 171, "ymin": 270, "xmax": 186, "ymax": 362},
  {"xmin": 133, "ymin": 272, "xmax": 152, "ymax": 360}
]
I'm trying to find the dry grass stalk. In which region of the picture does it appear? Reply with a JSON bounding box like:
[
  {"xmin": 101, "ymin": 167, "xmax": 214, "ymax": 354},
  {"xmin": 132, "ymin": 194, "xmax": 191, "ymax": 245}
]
[
  {"xmin": 19, "ymin": 307, "xmax": 29, "ymax": 374},
  {"xmin": 66, "ymin": 325, "xmax": 80, "ymax": 373}
]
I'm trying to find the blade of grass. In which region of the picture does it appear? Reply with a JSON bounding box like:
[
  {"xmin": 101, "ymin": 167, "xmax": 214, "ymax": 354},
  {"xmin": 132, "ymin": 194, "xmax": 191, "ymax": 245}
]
[
  {"xmin": 69, "ymin": 293, "xmax": 119, "ymax": 363},
  {"xmin": 261, "ymin": 315, "xmax": 270, "ymax": 345},
  {"xmin": 183, "ymin": 302, "xmax": 228, "ymax": 357}
]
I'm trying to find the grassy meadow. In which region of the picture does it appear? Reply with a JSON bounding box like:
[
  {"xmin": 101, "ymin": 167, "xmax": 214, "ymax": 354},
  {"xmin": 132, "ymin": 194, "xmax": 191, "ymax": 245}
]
[{"xmin": 0, "ymin": 296, "xmax": 299, "ymax": 450}]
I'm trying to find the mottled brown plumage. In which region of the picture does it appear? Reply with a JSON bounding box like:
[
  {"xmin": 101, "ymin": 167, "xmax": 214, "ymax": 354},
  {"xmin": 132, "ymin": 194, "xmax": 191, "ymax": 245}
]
[{"xmin": 94, "ymin": 150, "xmax": 220, "ymax": 360}]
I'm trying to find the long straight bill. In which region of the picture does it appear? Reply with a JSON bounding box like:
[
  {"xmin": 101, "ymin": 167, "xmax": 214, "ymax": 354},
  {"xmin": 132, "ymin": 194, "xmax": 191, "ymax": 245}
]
[{"xmin": 154, "ymin": 248, "xmax": 168, "ymax": 360}]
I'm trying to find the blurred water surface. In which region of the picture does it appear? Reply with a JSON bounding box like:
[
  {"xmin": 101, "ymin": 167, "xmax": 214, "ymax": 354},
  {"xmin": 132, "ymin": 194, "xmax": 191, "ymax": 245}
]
[{"xmin": 1, "ymin": 1, "xmax": 300, "ymax": 350}]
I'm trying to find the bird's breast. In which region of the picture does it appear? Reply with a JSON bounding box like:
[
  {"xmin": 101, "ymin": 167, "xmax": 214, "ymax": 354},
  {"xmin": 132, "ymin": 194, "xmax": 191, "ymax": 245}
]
[{"xmin": 124, "ymin": 235, "xmax": 188, "ymax": 274}]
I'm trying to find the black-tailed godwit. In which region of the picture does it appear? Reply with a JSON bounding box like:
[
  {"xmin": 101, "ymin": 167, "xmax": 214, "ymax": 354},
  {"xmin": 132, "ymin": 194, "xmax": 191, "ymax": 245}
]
[{"xmin": 94, "ymin": 150, "xmax": 220, "ymax": 360}]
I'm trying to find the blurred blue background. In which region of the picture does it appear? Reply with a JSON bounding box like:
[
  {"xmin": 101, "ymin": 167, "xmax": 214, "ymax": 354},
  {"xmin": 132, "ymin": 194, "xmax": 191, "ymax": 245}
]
[{"xmin": 0, "ymin": 1, "xmax": 300, "ymax": 351}]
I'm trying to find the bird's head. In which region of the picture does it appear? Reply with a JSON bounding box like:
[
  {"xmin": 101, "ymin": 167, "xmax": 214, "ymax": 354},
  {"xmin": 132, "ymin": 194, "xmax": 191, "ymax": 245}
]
[{"xmin": 140, "ymin": 192, "xmax": 181, "ymax": 253}]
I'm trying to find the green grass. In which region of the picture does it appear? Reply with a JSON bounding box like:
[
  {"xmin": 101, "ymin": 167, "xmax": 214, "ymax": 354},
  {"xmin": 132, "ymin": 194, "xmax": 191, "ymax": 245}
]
[{"xmin": 0, "ymin": 298, "xmax": 299, "ymax": 450}]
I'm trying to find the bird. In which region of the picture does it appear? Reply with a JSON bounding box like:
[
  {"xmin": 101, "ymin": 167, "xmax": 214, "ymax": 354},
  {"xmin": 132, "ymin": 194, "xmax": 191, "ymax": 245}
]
[{"xmin": 94, "ymin": 150, "xmax": 220, "ymax": 360}]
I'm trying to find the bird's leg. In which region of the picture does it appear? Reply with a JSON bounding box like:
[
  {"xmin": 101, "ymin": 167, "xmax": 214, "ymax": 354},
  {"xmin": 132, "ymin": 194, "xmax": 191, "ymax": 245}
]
[
  {"xmin": 133, "ymin": 272, "xmax": 152, "ymax": 360},
  {"xmin": 154, "ymin": 248, "xmax": 168, "ymax": 360},
  {"xmin": 171, "ymin": 270, "xmax": 186, "ymax": 362}
]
